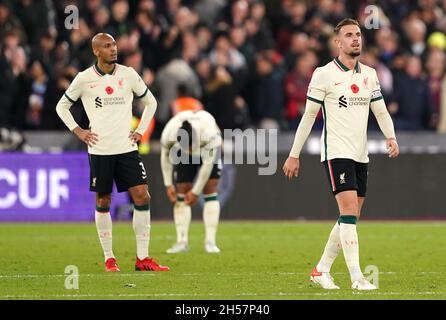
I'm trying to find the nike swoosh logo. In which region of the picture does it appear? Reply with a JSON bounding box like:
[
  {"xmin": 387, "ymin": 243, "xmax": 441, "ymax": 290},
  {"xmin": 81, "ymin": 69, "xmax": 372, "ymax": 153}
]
[
  {"xmin": 90, "ymin": 84, "xmax": 99, "ymax": 88},
  {"xmin": 335, "ymin": 82, "xmax": 343, "ymax": 86}
]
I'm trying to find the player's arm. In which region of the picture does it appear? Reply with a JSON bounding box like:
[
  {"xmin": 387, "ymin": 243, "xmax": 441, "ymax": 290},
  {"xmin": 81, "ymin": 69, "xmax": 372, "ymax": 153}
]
[
  {"xmin": 160, "ymin": 121, "xmax": 177, "ymax": 203},
  {"xmin": 186, "ymin": 136, "xmax": 222, "ymax": 205},
  {"xmin": 284, "ymin": 68, "xmax": 325, "ymax": 180},
  {"xmin": 160, "ymin": 143, "xmax": 177, "ymax": 203},
  {"xmin": 55, "ymin": 74, "xmax": 98, "ymax": 147},
  {"xmin": 129, "ymin": 67, "xmax": 157, "ymax": 143},
  {"xmin": 370, "ymin": 71, "xmax": 399, "ymax": 158}
]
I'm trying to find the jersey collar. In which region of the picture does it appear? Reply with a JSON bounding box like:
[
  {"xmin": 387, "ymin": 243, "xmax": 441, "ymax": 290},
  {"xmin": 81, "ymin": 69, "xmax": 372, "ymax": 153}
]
[
  {"xmin": 333, "ymin": 57, "xmax": 361, "ymax": 73},
  {"xmin": 93, "ymin": 62, "xmax": 117, "ymax": 76}
]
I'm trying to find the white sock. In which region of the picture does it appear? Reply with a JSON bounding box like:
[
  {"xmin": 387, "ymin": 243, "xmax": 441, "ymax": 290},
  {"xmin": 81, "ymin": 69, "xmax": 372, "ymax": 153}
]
[
  {"xmin": 95, "ymin": 208, "xmax": 114, "ymax": 261},
  {"xmin": 339, "ymin": 215, "xmax": 363, "ymax": 282},
  {"xmin": 203, "ymin": 194, "xmax": 220, "ymax": 245},
  {"xmin": 133, "ymin": 204, "xmax": 151, "ymax": 260},
  {"xmin": 175, "ymin": 195, "xmax": 191, "ymax": 244},
  {"xmin": 316, "ymin": 222, "xmax": 341, "ymax": 273}
]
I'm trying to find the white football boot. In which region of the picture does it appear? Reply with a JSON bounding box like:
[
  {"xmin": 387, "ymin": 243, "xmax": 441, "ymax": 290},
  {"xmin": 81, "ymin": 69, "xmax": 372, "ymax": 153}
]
[
  {"xmin": 166, "ymin": 242, "xmax": 189, "ymax": 253},
  {"xmin": 204, "ymin": 242, "xmax": 221, "ymax": 253},
  {"xmin": 352, "ymin": 278, "xmax": 378, "ymax": 290},
  {"xmin": 310, "ymin": 267, "xmax": 340, "ymax": 289}
]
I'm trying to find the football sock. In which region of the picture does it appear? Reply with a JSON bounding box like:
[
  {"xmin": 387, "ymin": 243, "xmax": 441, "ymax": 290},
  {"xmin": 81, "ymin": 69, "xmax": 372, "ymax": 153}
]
[
  {"xmin": 133, "ymin": 204, "xmax": 151, "ymax": 260},
  {"xmin": 175, "ymin": 194, "xmax": 191, "ymax": 244},
  {"xmin": 339, "ymin": 215, "xmax": 363, "ymax": 282},
  {"xmin": 95, "ymin": 206, "xmax": 114, "ymax": 261},
  {"xmin": 203, "ymin": 193, "xmax": 220, "ymax": 245},
  {"xmin": 316, "ymin": 221, "xmax": 341, "ymax": 273}
]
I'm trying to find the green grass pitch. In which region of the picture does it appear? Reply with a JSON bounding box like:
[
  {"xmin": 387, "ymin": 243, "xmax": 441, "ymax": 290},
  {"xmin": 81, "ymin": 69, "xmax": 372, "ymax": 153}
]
[{"xmin": 0, "ymin": 221, "xmax": 445, "ymax": 300}]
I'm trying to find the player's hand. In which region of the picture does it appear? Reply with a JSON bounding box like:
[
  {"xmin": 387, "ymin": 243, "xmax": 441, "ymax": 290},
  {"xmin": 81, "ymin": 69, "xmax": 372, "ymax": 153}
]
[
  {"xmin": 129, "ymin": 131, "xmax": 142, "ymax": 143},
  {"xmin": 185, "ymin": 191, "xmax": 198, "ymax": 206},
  {"xmin": 283, "ymin": 156, "xmax": 300, "ymax": 180},
  {"xmin": 73, "ymin": 127, "xmax": 98, "ymax": 147},
  {"xmin": 387, "ymin": 138, "xmax": 399, "ymax": 158},
  {"xmin": 166, "ymin": 185, "xmax": 177, "ymax": 203}
]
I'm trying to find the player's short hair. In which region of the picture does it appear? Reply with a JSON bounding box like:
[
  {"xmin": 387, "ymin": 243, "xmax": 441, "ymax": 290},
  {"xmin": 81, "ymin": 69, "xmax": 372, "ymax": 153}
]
[
  {"xmin": 334, "ymin": 18, "xmax": 360, "ymax": 34},
  {"xmin": 177, "ymin": 120, "xmax": 196, "ymax": 149}
]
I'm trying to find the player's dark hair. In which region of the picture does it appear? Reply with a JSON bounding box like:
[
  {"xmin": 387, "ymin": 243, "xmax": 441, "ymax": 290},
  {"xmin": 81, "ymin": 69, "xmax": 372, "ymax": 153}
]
[
  {"xmin": 177, "ymin": 120, "xmax": 195, "ymax": 148},
  {"xmin": 334, "ymin": 18, "xmax": 360, "ymax": 34}
]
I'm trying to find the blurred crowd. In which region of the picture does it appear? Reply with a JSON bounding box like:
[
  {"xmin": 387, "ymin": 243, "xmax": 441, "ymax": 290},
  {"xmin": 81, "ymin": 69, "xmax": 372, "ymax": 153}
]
[{"xmin": 1, "ymin": 0, "xmax": 446, "ymax": 137}]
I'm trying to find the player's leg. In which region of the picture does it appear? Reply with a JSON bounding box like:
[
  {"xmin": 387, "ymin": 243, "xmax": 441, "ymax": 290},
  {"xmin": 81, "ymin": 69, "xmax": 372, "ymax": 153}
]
[
  {"xmin": 166, "ymin": 160, "xmax": 196, "ymax": 253},
  {"xmin": 115, "ymin": 151, "xmax": 169, "ymax": 271},
  {"xmin": 128, "ymin": 184, "xmax": 151, "ymax": 260},
  {"xmin": 90, "ymin": 154, "xmax": 119, "ymax": 271},
  {"xmin": 358, "ymin": 197, "xmax": 365, "ymax": 219},
  {"xmin": 166, "ymin": 182, "xmax": 193, "ymax": 253},
  {"xmin": 336, "ymin": 161, "xmax": 375, "ymax": 290},
  {"xmin": 95, "ymin": 192, "xmax": 119, "ymax": 271},
  {"xmin": 311, "ymin": 160, "xmax": 351, "ymax": 289},
  {"xmin": 203, "ymin": 178, "xmax": 221, "ymax": 253}
]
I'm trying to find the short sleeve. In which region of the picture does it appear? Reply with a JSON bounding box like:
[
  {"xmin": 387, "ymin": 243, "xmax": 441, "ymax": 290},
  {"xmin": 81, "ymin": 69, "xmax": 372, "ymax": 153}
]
[
  {"xmin": 129, "ymin": 67, "xmax": 148, "ymax": 98},
  {"xmin": 370, "ymin": 69, "xmax": 384, "ymax": 103},
  {"xmin": 64, "ymin": 73, "xmax": 83, "ymax": 103},
  {"xmin": 160, "ymin": 118, "xmax": 175, "ymax": 149},
  {"xmin": 306, "ymin": 67, "xmax": 326, "ymax": 104}
]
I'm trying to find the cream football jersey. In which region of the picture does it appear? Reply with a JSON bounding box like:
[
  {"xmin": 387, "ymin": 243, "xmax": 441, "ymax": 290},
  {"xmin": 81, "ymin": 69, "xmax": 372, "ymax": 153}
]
[
  {"xmin": 160, "ymin": 110, "xmax": 222, "ymax": 156},
  {"xmin": 62, "ymin": 63, "xmax": 153, "ymax": 155},
  {"xmin": 307, "ymin": 58, "xmax": 384, "ymax": 163}
]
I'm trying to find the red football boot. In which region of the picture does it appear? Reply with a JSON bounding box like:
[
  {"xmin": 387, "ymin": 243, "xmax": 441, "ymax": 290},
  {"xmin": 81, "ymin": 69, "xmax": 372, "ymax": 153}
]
[
  {"xmin": 135, "ymin": 256, "xmax": 170, "ymax": 271},
  {"xmin": 105, "ymin": 258, "xmax": 120, "ymax": 272}
]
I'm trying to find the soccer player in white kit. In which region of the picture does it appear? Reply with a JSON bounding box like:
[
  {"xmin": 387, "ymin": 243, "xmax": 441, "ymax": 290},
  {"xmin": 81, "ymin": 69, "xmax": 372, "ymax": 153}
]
[
  {"xmin": 160, "ymin": 110, "xmax": 222, "ymax": 253},
  {"xmin": 283, "ymin": 19, "xmax": 399, "ymax": 290},
  {"xmin": 56, "ymin": 33, "xmax": 169, "ymax": 272}
]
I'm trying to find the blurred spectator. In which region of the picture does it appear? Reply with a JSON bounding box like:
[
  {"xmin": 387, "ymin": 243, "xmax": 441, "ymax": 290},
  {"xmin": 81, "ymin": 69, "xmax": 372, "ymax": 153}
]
[
  {"xmin": 285, "ymin": 50, "xmax": 318, "ymax": 130},
  {"xmin": 205, "ymin": 65, "xmax": 248, "ymax": 129},
  {"xmin": 171, "ymin": 83, "xmax": 203, "ymax": 115},
  {"xmin": 14, "ymin": 0, "xmax": 56, "ymax": 46},
  {"xmin": 193, "ymin": 0, "xmax": 225, "ymax": 28},
  {"xmin": 390, "ymin": 55, "xmax": 435, "ymax": 130},
  {"xmin": 25, "ymin": 60, "xmax": 48, "ymax": 129},
  {"xmin": 0, "ymin": 1, "xmax": 26, "ymax": 42},
  {"xmin": 425, "ymin": 49, "xmax": 446, "ymax": 132},
  {"xmin": 153, "ymin": 42, "xmax": 202, "ymax": 124},
  {"xmin": 402, "ymin": 18, "xmax": 428, "ymax": 60},
  {"xmin": 0, "ymin": 0, "xmax": 445, "ymax": 135},
  {"xmin": 253, "ymin": 51, "xmax": 285, "ymax": 128},
  {"xmin": 283, "ymin": 31, "xmax": 309, "ymax": 71}
]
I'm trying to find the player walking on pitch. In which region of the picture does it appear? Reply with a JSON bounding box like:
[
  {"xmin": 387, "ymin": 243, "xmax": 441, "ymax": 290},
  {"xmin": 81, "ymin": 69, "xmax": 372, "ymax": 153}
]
[
  {"xmin": 56, "ymin": 33, "xmax": 169, "ymax": 272},
  {"xmin": 160, "ymin": 110, "xmax": 222, "ymax": 253},
  {"xmin": 283, "ymin": 19, "xmax": 399, "ymax": 290}
]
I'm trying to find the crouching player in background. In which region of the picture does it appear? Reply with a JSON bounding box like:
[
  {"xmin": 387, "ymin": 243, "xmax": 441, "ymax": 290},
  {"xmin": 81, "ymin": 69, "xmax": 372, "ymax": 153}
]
[{"xmin": 161, "ymin": 110, "xmax": 223, "ymax": 253}]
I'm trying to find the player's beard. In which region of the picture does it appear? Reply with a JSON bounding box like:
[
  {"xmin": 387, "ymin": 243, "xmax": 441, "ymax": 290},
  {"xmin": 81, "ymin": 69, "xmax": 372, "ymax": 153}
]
[
  {"xmin": 348, "ymin": 49, "xmax": 361, "ymax": 57},
  {"xmin": 107, "ymin": 59, "xmax": 118, "ymax": 64}
]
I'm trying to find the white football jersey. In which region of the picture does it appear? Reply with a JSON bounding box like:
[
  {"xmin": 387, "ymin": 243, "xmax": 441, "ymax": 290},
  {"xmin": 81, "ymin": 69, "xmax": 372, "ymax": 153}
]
[
  {"xmin": 63, "ymin": 63, "xmax": 151, "ymax": 155},
  {"xmin": 307, "ymin": 58, "xmax": 384, "ymax": 163},
  {"xmin": 160, "ymin": 110, "xmax": 222, "ymax": 155}
]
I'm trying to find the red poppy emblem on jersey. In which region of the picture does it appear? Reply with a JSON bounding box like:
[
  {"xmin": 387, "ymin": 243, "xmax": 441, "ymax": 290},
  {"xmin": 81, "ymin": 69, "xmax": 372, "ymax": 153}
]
[
  {"xmin": 105, "ymin": 86, "xmax": 114, "ymax": 95},
  {"xmin": 351, "ymin": 84, "xmax": 359, "ymax": 93}
]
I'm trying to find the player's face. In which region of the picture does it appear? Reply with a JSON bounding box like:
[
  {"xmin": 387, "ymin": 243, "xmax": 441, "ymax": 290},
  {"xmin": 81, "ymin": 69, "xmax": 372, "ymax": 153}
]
[
  {"xmin": 96, "ymin": 38, "xmax": 118, "ymax": 64},
  {"xmin": 337, "ymin": 25, "xmax": 362, "ymax": 57}
]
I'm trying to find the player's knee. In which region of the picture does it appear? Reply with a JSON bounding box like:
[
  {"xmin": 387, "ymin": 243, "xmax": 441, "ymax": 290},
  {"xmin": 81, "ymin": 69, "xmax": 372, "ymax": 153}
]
[
  {"xmin": 133, "ymin": 189, "xmax": 150, "ymax": 204},
  {"xmin": 96, "ymin": 196, "xmax": 111, "ymax": 208},
  {"xmin": 340, "ymin": 205, "xmax": 359, "ymax": 215}
]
